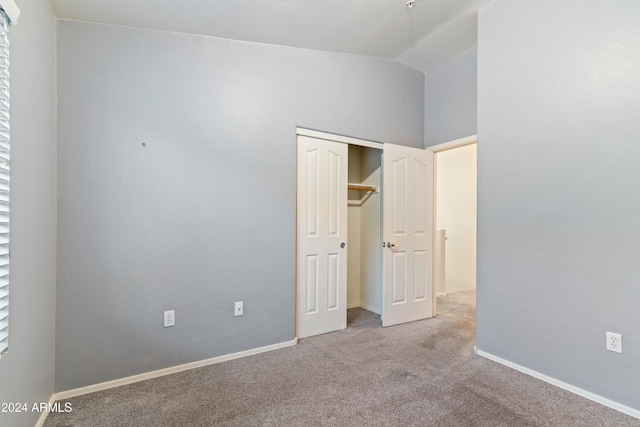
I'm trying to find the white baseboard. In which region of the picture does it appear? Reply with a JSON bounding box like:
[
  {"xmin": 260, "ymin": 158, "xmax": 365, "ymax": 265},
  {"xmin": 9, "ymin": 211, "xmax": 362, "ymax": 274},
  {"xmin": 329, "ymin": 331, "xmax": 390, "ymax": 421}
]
[
  {"xmin": 34, "ymin": 395, "xmax": 56, "ymax": 427},
  {"xmin": 476, "ymin": 349, "xmax": 640, "ymax": 420},
  {"xmin": 360, "ymin": 303, "xmax": 380, "ymax": 315},
  {"xmin": 347, "ymin": 303, "xmax": 380, "ymax": 314},
  {"xmin": 54, "ymin": 338, "xmax": 298, "ymax": 401}
]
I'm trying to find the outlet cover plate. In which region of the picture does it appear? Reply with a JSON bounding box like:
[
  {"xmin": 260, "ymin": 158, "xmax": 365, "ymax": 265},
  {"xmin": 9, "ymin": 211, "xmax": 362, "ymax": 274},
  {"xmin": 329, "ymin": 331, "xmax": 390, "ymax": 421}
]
[
  {"xmin": 164, "ymin": 310, "xmax": 175, "ymax": 327},
  {"xmin": 606, "ymin": 331, "xmax": 622, "ymax": 353}
]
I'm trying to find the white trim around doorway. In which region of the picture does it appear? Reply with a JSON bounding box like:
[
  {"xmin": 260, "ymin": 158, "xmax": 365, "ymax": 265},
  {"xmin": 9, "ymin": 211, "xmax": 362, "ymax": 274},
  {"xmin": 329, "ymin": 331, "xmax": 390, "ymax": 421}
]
[{"xmin": 428, "ymin": 134, "xmax": 477, "ymax": 153}]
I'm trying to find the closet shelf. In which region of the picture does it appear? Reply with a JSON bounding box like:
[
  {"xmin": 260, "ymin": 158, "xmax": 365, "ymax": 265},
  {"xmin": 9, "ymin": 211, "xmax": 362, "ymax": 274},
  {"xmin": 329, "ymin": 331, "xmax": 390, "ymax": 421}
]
[{"xmin": 348, "ymin": 183, "xmax": 378, "ymax": 193}]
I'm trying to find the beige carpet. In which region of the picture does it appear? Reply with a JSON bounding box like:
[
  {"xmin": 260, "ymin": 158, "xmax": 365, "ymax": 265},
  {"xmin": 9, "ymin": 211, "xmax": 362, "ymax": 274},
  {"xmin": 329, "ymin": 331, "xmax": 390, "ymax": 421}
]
[{"xmin": 45, "ymin": 291, "xmax": 639, "ymax": 426}]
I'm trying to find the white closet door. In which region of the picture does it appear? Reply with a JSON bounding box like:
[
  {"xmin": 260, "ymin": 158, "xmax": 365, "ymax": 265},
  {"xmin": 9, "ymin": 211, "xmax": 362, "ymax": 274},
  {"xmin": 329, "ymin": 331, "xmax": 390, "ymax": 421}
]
[
  {"xmin": 382, "ymin": 143, "xmax": 434, "ymax": 327},
  {"xmin": 296, "ymin": 135, "xmax": 348, "ymax": 338}
]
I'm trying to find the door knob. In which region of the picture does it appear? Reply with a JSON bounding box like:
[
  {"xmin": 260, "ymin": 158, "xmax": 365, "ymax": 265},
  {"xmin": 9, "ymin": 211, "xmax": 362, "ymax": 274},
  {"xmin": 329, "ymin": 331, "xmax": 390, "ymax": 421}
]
[
  {"xmin": 340, "ymin": 242, "xmax": 346, "ymax": 248},
  {"xmin": 388, "ymin": 242, "xmax": 397, "ymax": 249}
]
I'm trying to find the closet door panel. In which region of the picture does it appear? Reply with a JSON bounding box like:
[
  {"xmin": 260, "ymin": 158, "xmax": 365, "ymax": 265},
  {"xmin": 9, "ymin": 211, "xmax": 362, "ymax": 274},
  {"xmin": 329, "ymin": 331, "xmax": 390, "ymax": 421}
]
[
  {"xmin": 297, "ymin": 135, "xmax": 347, "ymax": 338},
  {"xmin": 382, "ymin": 143, "xmax": 434, "ymax": 327}
]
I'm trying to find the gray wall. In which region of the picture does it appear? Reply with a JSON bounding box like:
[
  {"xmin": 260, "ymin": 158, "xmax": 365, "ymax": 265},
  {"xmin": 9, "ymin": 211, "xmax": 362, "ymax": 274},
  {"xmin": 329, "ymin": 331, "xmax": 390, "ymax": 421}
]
[
  {"xmin": 477, "ymin": 0, "xmax": 640, "ymax": 411},
  {"xmin": 425, "ymin": 46, "xmax": 477, "ymax": 146},
  {"xmin": 56, "ymin": 21, "xmax": 424, "ymax": 391},
  {"xmin": 0, "ymin": 2, "xmax": 57, "ymax": 427}
]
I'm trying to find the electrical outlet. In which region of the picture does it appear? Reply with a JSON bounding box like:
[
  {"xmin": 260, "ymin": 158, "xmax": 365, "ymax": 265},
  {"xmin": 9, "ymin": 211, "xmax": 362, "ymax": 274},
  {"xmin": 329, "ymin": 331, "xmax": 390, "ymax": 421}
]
[
  {"xmin": 606, "ymin": 331, "xmax": 622, "ymax": 353},
  {"xmin": 164, "ymin": 310, "xmax": 175, "ymax": 327},
  {"xmin": 234, "ymin": 301, "xmax": 244, "ymax": 317}
]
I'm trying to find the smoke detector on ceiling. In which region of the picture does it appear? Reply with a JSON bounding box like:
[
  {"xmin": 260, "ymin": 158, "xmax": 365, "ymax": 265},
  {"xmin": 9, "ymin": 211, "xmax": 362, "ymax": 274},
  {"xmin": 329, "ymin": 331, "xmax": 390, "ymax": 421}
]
[{"xmin": 406, "ymin": 0, "xmax": 416, "ymax": 8}]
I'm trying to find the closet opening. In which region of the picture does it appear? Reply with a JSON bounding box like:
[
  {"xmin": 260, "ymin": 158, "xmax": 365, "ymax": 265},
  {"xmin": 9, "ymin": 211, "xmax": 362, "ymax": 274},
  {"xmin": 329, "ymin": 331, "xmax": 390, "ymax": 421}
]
[
  {"xmin": 296, "ymin": 128, "xmax": 435, "ymax": 339},
  {"xmin": 347, "ymin": 145, "xmax": 382, "ymax": 320}
]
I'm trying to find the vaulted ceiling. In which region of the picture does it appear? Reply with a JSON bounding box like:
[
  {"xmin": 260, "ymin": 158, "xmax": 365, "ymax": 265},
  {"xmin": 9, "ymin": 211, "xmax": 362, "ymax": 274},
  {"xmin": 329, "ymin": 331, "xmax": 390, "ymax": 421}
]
[{"xmin": 48, "ymin": 0, "xmax": 492, "ymax": 72}]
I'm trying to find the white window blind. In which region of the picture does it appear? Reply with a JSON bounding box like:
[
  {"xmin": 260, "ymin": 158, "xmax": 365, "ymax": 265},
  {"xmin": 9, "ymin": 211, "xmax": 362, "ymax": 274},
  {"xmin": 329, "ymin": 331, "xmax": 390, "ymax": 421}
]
[{"xmin": 0, "ymin": 10, "xmax": 10, "ymax": 358}]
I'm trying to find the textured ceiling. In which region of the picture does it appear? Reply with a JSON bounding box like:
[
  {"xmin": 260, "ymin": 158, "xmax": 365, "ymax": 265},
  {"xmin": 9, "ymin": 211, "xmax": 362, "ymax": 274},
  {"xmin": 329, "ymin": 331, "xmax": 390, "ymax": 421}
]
[{"xmin": 49, "ymin": 0, "xmax": 492, "ymax": 72}]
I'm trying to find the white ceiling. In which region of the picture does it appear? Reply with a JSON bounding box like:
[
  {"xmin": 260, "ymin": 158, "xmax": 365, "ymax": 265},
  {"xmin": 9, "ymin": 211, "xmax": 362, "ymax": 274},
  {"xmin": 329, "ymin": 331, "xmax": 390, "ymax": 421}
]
[{"xmin": 48, "ymin": 0, "xmax": 492, "ymax": 72}]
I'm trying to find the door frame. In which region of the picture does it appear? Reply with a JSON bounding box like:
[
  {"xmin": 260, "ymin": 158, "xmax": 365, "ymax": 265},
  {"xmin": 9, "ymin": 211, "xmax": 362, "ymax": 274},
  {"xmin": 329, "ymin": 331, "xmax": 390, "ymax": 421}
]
[
  {"xmin": 297, "ymin": 128, "xmax": 383, "ymax": 150},
  {"xmin": 428, "ymin": 134, "xmax": 477, "ymax": 154}
]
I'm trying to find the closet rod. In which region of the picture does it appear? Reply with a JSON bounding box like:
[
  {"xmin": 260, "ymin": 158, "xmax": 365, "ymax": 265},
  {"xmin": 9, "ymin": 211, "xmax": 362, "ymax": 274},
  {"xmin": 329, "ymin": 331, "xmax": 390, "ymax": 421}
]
[{"xmin": 347, "ymin": 183, "xmax": 378, "ymax": 193}]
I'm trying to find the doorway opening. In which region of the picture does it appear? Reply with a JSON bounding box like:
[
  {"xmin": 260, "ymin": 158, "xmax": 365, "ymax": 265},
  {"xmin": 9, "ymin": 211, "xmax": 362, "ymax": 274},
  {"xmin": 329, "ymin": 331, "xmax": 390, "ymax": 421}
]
[{"xmin": 430, "ymin": 135, "xmax": 477, "ymax": 316}]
